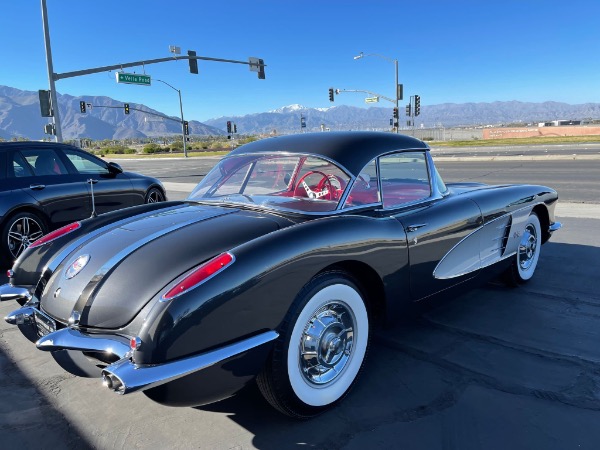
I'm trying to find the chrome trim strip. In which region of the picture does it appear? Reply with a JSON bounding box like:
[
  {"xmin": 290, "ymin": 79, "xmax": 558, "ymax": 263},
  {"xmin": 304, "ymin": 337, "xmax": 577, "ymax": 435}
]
[
  {"xmin": 101, "ymin": 330, "xmax": 279, "ymax": 395},
  {"xmin": 36, "ymin": 327, "xmax": 131, "ymax": 358},
  {"xmin": 75, "ymin": 209, "xmax": 236, "ymax": 310},
  {"xmin": 38, "ymin": 205, "xmax": 185, "ymax": 296},
  {"xmin": 0, "ymin": 284, "xmax": 32, "ymax": 303}
]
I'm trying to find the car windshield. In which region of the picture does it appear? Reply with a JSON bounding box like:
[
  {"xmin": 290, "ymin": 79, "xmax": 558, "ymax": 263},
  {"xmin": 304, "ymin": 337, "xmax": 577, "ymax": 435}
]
[{"xmin": 187, "ymin": 153, "xmax": 351, "ymax": 213}]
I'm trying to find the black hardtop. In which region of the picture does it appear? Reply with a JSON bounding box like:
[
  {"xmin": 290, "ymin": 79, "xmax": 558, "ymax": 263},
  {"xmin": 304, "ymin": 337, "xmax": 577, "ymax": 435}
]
[{"xmin": 229, "ymin": 131, "xmax": 429, "ymax": 177}]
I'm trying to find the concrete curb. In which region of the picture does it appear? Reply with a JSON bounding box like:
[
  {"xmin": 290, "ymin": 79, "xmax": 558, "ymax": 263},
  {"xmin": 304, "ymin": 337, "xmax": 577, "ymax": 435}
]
[{"xmin": 432, "ymin": 154, "xmax": 600, "ymax": 162}]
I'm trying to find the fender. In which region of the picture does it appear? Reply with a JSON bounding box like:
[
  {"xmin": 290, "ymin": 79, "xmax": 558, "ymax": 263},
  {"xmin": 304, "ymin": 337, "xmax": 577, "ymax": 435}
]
[{"xmin": 134, "ymin": 214, "xmax": 409, "ymax": 365}]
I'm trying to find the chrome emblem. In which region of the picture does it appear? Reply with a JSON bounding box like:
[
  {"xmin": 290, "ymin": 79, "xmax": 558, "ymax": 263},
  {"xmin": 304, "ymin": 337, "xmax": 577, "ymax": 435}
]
[{"xmin": 65, "ymin": 254, "xmax": 90, "ymax": 279}]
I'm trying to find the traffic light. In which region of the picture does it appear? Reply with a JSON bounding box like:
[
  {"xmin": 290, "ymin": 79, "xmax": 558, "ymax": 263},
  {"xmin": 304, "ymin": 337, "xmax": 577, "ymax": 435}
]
[
  {"xmin": 405, "ymin": 104, "xmax": 411, "ymax": 116},
  {"xmin": 393, "ymin": 107, "xmax": 399, "ymax": 119},
  {"xmin": 80, "ymin": 101, "xmax": 86, "ymax": 114},
  {"xmin": 328, "ymin": 88, "xmax": 334, "ymax": 102},
  {"xmin": 257, "ymin": 59, "xmax": 265, "ymax": 80},
  {"xmin": 38, "ymin": 90, "xmax": 52, "ymax": 117},
  {"xmin": 188, "ymin": 50, "xmax": 198, "ymax": 74},
  {"xmin": 227, "ymin": 121, "xmax": 232, "ymax": 133},
  {"xmin": 183, "ymin": 121, "xmax": 189, "ymax": 135},
  {"xmin": 414, "ymin": 95, "xmax": 421, "ymax": 116},
  {"xmin": 124, "ymin": 103, "xmax": 130, "ymax": 114},
  {"xmin": 233, "ymin": 123, "xmax": 237, "ymax": 133}
]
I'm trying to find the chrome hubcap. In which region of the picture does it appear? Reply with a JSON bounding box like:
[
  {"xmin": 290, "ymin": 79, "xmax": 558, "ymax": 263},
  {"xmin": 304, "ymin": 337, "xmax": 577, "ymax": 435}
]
[
  {"xmin": 299, "ymin": 302, "xmax": 355, "ymax": 385},
  {"xmin": 7, "ymin": 217, "xmax": 44, "ymax": 259},
  {"xmin": 518, "ymin": 225, "xmax": 538, "ymax": 270}
]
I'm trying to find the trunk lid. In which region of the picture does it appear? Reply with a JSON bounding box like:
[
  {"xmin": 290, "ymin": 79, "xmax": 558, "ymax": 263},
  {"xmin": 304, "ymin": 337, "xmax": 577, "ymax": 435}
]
[{"xmin": 40, "ymin": 203, "xmax": 285, "ymax": 328}]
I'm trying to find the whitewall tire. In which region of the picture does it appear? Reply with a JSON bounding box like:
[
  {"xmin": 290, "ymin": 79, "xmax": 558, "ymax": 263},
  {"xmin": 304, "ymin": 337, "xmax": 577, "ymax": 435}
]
[{"xmin": 257, "ymin": 271, "xmax": 370, "ymax": 418}]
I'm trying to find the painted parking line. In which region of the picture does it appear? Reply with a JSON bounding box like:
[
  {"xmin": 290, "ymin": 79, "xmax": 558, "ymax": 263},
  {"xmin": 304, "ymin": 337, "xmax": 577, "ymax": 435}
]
[
  {"xmin": 555, "ymin": 202, "xmax": 600, "ymax": 219},
  {"xmin": 162, "ymin": 182, "xmax": 198, "ymax": 193}
]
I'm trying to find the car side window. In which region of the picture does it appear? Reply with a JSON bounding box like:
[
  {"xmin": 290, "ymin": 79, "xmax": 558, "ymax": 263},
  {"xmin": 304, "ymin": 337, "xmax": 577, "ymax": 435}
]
[
  {"xmin": 343, "ymin": 159, "xmax": 380, "ymax": 208},
  {"xmin": 62, "ymin": 149, "xmax": 110, "ymax": 175},
  {"xmin": 379, "ymin": 152, "xmax": 431, "ymax": 208},
  {"xmin": 20, "ymin": 149, "xmax": 68, "ymax": 177},
  {"xmin": 11, "ymin": 152, "xmax": 35, "ymax": 178}
]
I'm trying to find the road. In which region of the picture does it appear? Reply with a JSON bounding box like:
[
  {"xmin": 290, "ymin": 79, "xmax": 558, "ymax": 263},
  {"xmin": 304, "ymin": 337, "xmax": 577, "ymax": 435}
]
[
  {"xmin": 109, "ymin": 149, "xmax": 600, "ymax": 204},
  {"xmin": 1, "ymin": 147, "xmax": 600, "ymax": 449}
]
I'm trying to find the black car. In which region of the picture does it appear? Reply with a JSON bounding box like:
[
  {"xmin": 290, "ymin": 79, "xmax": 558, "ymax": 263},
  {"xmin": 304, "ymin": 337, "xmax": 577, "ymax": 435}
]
[
  {"xmin": 2, "ymin": 132, "xmax": 561, "ymax": 418},
  {"xmin": 0, "ymin": 141, "xmax": 166, "ymax": 263}
]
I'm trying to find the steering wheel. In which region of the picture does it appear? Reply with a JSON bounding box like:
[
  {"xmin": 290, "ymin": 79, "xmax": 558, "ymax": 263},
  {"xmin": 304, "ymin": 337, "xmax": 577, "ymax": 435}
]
[{"xmin": 293, "ymin": 170, "xmax": 335, "ymax": 200}]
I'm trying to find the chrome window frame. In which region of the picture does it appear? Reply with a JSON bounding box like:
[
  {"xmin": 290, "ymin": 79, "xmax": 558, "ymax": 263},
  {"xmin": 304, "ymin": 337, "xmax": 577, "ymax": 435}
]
[
  {"xmin": 188, "ymin": 148, "xmax": 448, "ymax": 216},
  {"xmin": 188, "ymin": 152, "xmax": 354, "ymax": 216}
]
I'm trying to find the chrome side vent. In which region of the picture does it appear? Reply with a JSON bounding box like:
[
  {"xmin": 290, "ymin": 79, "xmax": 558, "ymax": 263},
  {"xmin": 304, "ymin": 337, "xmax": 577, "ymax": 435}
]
[{"xmin": 500, "ymin": 215, "xmax": 512, "ymax": 256}]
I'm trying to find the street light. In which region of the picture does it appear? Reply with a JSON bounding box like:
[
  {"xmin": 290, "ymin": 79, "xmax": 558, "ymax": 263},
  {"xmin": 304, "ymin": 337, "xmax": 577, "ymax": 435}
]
[
  {"xmin": 155, "ymin": 79, "xmax": 187, "ymax": 157},
  {"xmin": 354, "ymin": 52, "xmax": 400, "ymax": 133}
]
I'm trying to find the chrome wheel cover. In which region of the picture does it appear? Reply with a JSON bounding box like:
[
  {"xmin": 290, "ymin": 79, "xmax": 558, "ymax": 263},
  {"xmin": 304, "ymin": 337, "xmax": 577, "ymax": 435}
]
[
  {"xmin": 299, "ymin": 301, "xmax": 355, "ymax": 386},
  {"xmin": 7, "ymin": 217, "xmax": 44, "ymax": 259},
  {"xmin": 518, "ymin": 224, "xmax": 538, "ymax": 271}
]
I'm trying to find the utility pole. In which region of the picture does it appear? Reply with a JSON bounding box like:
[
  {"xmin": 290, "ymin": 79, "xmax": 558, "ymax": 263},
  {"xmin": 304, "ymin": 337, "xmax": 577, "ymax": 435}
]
[{"xmin": 41, "ymin": 0, "xmax": 62, "ymax": 142}]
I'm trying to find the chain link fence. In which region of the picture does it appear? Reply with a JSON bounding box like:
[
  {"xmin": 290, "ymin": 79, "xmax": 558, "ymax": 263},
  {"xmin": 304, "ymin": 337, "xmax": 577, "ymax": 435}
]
[{"xmin": 398, "ymin": 127, "xmax": 484, "ymax": 141}]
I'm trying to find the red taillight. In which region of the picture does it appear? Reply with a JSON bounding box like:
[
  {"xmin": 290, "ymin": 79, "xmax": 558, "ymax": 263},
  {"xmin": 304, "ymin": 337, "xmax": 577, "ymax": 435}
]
[
  {"xmin": 162, "ymin": 252, "xmax": 234, "ymax": 300},
  {"xmin": 29, "ymin": 222, "xmax": 81, "ymax": 249}
]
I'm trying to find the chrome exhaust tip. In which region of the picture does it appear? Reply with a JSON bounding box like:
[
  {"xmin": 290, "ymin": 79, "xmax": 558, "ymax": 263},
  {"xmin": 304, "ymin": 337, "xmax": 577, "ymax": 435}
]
[{"xmin": 102, "ymin": 373, "xmax": 124, "ymax": 393}]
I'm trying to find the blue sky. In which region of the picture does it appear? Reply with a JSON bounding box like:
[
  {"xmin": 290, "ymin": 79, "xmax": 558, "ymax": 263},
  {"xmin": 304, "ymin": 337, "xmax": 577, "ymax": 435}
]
[{"xmin": 2, "ymin": 0, "xmax": 600, "ymax": 122}]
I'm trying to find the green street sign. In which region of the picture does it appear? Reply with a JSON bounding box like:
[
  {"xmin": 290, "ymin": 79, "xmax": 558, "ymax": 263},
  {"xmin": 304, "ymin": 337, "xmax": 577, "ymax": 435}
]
[
  {"xmin": 365, "ymin": 97, "xmax": 379, "ymax": 103},
  {"xmin": 115, "ymin": 72, "xmax": 151, "ymax": 86}
]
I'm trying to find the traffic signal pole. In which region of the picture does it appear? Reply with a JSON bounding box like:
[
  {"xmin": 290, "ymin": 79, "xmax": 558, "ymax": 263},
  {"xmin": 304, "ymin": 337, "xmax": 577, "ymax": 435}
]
[
  {"xmin": 41, "ymin": 0, "xmax": 62, "ymax": 142},
  {"xmin": 39, "ymin": 0, "xmax": 266, "ymax": 142}
]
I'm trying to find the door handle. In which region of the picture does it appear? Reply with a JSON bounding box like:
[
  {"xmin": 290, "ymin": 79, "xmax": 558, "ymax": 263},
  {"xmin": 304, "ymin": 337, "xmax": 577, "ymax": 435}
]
[
  {"xmin": 406, "ymin": 223, "xmax": 427, "ymax": 232},
  {"xmin": 29, "ymin": 184, "xmax": 46, "ymax": 190}
]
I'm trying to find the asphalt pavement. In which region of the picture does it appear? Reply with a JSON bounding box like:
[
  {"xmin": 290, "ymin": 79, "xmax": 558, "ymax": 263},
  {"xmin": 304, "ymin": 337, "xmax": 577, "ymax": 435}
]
[{"xmin": 1, "ymin": 146, "xmax": 599, "ymax": 449}]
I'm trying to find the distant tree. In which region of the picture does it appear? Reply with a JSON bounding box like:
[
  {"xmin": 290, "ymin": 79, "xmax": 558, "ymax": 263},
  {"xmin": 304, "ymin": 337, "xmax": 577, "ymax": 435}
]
[
  {"xmin": 170, "ymin": 140, "xmax": 184, "ymax": 151},
  {"xmin": 142, "ymin": 143, "xmax": 162, "ymax": 154}
]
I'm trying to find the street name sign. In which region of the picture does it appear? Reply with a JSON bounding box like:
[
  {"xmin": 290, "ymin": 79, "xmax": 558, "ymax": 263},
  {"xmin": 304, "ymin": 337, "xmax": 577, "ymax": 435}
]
[
  {"xmin": 365, "ymin": 97, "xmax": 379, "ymax": 103},
  {"xmin": 115, "ymin": 72, "xmax": 151, "ymax": 86}
]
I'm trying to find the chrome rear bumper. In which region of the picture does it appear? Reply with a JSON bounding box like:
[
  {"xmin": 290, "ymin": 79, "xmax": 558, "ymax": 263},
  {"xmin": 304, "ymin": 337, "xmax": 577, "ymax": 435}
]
[
  {"xmin": 4, "ymin": 304, "xmax": 278, "ymax": 398},
  {"xmin": 0, "ymin": 284, "xmax": 32, "ymax": 303},
  {"xmin": 36, "ymin": 327, "xmax": 131, "ymax": 358},
  {"xmin": 101, "ymin": 330, "xmax": 279, "ymax": 395}
]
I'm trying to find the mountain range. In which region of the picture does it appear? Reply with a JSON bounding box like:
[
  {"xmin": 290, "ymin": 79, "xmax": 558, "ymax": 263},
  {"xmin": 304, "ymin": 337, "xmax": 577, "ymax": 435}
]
[
  {"xmin": 2, "ymin": 85, "xmax": 600, "ymax": 140},
  {"xmin": 0, "ymin": 86, "xmax": 223, "ymax": 141}
]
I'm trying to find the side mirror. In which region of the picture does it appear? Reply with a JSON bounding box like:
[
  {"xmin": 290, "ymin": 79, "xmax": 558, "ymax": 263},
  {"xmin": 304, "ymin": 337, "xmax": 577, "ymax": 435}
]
[{"xmin": 107, "ymin": 162, "xmax": 123, "ymax": 174}]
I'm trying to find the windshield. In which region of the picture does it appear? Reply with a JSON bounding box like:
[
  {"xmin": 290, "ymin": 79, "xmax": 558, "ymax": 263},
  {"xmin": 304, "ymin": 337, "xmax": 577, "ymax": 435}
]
[{"xmin": 187, "ymin": 153, "xmax": 351, "ymax": 213}]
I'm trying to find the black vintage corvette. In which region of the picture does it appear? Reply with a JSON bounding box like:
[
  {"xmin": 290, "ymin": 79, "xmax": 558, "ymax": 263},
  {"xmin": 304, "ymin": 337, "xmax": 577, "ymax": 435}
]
[{"xmin": 1, "ymin": 132, "xmax": 561, "ymax": 418}]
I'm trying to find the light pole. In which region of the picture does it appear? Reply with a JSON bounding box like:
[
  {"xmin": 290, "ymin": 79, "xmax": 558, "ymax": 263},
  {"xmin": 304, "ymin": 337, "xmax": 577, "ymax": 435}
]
[
  {"xmin": 156, "ymin": 79, "xmax": 187, "ymax": 157},
  {"xmin": 354, "ymin": 52, "xmax": 400, "ymax": 133}
]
